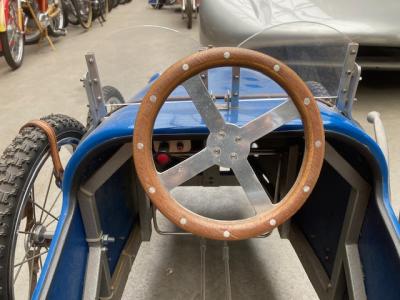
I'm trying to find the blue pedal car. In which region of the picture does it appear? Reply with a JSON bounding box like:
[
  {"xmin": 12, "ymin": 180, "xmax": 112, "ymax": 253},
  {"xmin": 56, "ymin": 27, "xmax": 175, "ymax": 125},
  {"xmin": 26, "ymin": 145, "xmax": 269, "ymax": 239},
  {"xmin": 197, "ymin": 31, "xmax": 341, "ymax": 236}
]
[{"xmin": 0, "ymin": 23, "xmax": 398, "ymax": 299}]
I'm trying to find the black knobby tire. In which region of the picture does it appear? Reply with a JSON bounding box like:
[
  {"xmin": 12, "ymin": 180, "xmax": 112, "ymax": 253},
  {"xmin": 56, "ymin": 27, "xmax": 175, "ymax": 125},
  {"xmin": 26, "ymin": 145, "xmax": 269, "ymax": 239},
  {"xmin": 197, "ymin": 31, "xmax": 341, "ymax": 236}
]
[
  {"xmin": 186, "ymin": 0, "xmax": 192, "ymax": 29},
  {"xmin": 86, "ymin": 85, "xmax": 125, "ymax": 128},
  {"xmin": 306, "ymin": 81, "xmax": 334, "ymax": 106},
  {"xmin": 306, "ymin": 81, "xmax": 329, "ymax": 97},
  {"xmin": 0, "ymin": 114, "xmax": 85, "ymax": 299},
  {"xmin": 0, "ymin": 0, "xmax": 24, "ymax": 69},
  {"xmin": 102, "ymin": 85, "xmax": 124, "ymax": 104}
]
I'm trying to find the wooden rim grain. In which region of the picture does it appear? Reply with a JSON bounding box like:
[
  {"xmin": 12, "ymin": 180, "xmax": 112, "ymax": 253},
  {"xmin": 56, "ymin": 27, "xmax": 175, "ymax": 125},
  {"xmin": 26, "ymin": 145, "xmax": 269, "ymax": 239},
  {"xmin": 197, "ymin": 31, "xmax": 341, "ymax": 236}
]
[{"xmin": 133, "ymin": 47, "xmax": 325, "ymax": 240}]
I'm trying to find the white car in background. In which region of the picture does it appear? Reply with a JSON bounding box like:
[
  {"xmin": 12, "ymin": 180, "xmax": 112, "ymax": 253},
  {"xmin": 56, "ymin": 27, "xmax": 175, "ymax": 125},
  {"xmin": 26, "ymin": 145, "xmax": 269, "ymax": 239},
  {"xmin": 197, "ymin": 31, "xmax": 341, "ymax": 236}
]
[{"xmin": 200, "ymin": 0, "xmax": 400, "ymax": 70}]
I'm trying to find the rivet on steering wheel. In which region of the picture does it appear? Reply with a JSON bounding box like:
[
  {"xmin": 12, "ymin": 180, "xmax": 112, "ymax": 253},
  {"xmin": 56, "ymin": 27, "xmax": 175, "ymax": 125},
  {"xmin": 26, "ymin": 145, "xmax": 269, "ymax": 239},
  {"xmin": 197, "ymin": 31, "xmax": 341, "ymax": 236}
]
[
  {"xmin": 223, "ymin": 231, "xmax": 231, "ymax": 238},
  {"xmin": 150, "ymin": 95, "xmax": 157, "ymax": 103},
  {"xmin": 182, "ymin": 63, "xmax": 189, "ymax": 71}
]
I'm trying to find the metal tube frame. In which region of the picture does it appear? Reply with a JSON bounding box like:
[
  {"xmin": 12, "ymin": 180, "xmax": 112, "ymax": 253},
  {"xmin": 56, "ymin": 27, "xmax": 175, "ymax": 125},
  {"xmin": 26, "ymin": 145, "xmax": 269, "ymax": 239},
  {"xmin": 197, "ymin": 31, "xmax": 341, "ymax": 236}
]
[
  {"xmin": 77, "ymin": 143, "xmax": 149, "ymax": 299},
  {"xmin": 288, "ymin": 142, "xmax": 370, "ymax": 300}
]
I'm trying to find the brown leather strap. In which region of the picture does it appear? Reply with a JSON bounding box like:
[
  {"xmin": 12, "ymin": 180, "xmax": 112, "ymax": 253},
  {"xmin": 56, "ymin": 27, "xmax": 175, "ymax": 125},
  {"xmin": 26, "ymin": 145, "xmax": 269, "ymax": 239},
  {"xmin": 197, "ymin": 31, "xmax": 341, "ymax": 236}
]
[{"xmin": 20, "ymin": 120, "xmax": 64, "ymax": 183}]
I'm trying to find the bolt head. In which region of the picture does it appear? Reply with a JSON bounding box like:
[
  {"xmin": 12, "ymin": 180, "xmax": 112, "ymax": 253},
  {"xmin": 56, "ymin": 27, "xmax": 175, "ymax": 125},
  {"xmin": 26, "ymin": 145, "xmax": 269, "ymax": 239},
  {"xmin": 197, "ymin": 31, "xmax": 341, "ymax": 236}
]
[{"xmin": 213, "ymin": 147, "xmax": 221, "ymax": 155}]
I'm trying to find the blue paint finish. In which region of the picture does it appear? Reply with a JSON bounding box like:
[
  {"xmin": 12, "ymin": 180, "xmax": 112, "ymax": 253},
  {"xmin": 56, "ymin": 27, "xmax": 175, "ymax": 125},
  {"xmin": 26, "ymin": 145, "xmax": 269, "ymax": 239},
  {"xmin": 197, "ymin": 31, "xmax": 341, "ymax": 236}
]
[
  {"xmin": 359, "ymin": 196, "xmax": 400, "ymax": 300},
  {"xmin": 44, "ymin": 208, "xmax": 88, "ymax": 299},
  {"xmin": 95, "ymin": 167, "xmax": 136, "ymax": 273},
  {"xmin": 33, "ymin": 95, "xmax": 399, "ymax": 298}
]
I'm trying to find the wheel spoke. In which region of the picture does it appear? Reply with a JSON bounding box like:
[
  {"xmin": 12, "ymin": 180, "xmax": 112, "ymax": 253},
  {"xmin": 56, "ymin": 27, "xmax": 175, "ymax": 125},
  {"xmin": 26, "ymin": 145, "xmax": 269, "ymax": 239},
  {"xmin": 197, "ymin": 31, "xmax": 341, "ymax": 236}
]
[
  {"xmin": 240, "ymin": 100, "xmax": 299, "ymax": 142},
  {"xmin": 39, "ymin": 171, "xmax": 54, "ymax": 223},
  {"xmin": 31, "ymin": 201, "xmax": 59, "ymax": 222},
  {"xmin": 13, "ymin": 252, "xmax": 28, "ymax": 283},
  {"xmin": 159, "ymin": 148, "xmax": 214, "ymax": 190},
  {"xmin": 14, "ymin": 250, "xmax": 49, "ymax": 268},
  {"xmin": 41, "ymin": 190, "xmax": 62, "ymax": 224},
  {"xmin": 231, "ymin": 160, "xmax": 273, "ymax": 214},
  {"xmin": 182, "ymin": 75, "xmax": 225, "ymax": 132}
]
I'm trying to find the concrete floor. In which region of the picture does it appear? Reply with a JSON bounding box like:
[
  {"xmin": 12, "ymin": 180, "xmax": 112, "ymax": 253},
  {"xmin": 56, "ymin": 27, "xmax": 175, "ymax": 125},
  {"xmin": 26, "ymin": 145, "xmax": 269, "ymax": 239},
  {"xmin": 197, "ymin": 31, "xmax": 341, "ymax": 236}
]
[{"xmin": 1, "ymin": 1, "xmax": 399, "ymax": 299}]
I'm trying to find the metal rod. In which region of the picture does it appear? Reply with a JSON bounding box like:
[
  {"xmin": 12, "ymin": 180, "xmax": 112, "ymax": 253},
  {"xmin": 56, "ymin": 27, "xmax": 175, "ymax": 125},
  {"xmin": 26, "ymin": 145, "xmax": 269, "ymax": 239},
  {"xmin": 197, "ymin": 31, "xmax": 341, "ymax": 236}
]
[
  {"xmin": 200, "ymin": 238, "xmax": 206, "ymax": 300},
  {"xmin": 223, "ymin": 241, "xmax": 232, "ymax": 300}
]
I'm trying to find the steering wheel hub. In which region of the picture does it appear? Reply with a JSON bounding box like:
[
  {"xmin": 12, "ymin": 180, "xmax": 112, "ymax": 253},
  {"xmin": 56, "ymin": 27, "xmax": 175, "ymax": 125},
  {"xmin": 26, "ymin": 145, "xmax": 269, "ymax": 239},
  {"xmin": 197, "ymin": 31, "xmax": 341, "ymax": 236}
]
[{"xmin": 206, "ymin": 124, "xmax": 250, "ymax": 168}]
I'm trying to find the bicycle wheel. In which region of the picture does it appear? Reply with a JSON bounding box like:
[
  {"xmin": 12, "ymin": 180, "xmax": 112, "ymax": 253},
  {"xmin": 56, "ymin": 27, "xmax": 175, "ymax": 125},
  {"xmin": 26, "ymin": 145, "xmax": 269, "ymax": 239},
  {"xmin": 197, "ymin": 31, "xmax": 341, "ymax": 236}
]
[
  {"xmin": 0, "ymin": 0, "xmax": 24, "ymax": 69},
  {"xmin": 0, "ymin": 115, "xmax": 85, "ymax": 299},
  {"xmin": 71, "ymin": 0, "xmax": 93, "ymax": 29}
]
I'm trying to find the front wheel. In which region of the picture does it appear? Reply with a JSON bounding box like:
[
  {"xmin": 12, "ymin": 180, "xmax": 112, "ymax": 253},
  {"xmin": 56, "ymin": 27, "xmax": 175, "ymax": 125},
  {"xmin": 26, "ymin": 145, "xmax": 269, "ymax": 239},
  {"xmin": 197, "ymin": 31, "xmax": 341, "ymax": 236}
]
[
  {"xmin": 0, "ymin": 114, "xmax": 85, "ymax": 299},
  {"xmin": 0, "ymin": 0, "xmax": 24, "ymax": 69},
  {"xmin": 72, "ymin": 0, "xmax": 93, "ymax": 29}
]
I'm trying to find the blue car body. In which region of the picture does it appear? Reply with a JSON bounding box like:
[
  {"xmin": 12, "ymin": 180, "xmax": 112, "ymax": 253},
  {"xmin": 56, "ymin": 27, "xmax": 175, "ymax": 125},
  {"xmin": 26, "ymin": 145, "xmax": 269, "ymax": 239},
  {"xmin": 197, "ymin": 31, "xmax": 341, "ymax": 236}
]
[{"xmin": 33, "ymin": 68, "xmax": 400, "ymax": 300}]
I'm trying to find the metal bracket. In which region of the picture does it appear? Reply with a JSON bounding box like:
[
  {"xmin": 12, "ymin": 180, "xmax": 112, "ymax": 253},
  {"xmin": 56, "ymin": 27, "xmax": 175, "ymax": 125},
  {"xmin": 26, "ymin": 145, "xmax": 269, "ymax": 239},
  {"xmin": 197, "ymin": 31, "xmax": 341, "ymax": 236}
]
[
  {"xmin": 84, "ymin": 53, "xmax": 107, "ymax": 128},
  {"xmin": 336, "ymin": 43, "xmax": 360, "ymax": 117},
  {"xmin": 231, "ymin": 67, "xmax": 240, "ymax": 108}
]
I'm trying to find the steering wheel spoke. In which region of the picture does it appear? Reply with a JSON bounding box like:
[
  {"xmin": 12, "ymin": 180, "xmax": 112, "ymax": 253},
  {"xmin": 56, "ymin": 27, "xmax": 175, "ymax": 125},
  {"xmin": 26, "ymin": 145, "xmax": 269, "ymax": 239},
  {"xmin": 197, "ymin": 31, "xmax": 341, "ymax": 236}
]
[
  {"xmin": 159, "ymin": 148, "xmax": 214, "ymax": 190},
  {"xmin": 182, "ymin": 75, "xmax": 226, "ymax": 132},
  {"xmin": 240, "ymin": 99, "xmax": 299, "ymax": 143},
  {"xmin": 231, "ymin": 159, "xmax": 274, "ymax": 214}
]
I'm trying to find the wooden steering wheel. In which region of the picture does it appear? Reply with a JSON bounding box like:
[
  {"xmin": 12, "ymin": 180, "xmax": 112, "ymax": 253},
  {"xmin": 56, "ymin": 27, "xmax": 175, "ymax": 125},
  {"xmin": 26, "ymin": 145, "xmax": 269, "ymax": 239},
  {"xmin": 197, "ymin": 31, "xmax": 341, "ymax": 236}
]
[{"xmin": 133, "ymin": 47, "xmax": 325, "ymax": 240}]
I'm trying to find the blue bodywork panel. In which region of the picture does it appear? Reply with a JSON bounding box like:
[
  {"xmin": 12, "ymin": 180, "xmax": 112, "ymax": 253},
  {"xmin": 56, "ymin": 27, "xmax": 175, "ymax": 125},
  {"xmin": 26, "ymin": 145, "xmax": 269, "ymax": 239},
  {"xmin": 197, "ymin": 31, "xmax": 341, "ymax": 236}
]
[{"xmin": 33, "ymin": 68, "xmax": 400, "ymax": 299}]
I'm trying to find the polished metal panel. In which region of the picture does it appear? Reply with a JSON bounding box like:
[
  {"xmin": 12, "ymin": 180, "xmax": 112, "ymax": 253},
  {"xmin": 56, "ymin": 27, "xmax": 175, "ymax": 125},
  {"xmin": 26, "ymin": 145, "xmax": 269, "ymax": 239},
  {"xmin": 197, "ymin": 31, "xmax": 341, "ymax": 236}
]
[
  {"xmin": 231, "ymin": 159, "xmax": 273, "ymax": 213},
  {"xmin": 159, "ymin": 148, "xmax": 214, "ymax": 190},
  {"xmin": 182, "ymin": 76, "xmax": 225, "ymax": 132},
  {"xmin": 163, "ymin": 78, "xmax": 293, "ymax": 213},
  {"xmin": 239, "ymin": 100, "xmax": 299, "ymax": 142},
  {"xmin": 84, "ymin": 53, "xmax": 107, "ymax": 128}
]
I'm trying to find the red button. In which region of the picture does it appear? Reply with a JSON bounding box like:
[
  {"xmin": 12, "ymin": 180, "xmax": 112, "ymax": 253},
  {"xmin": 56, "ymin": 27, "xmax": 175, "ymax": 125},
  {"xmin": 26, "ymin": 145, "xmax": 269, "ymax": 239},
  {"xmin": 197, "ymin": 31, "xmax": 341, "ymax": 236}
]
[{"xmin": 156, "ymin": 152, "xmax": 171, "ymax": 166}]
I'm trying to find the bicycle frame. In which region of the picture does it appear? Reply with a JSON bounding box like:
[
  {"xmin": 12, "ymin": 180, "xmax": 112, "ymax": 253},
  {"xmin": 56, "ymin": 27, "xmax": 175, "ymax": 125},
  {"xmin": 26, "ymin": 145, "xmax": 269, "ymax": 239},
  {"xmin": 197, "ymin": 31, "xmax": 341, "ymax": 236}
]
[
  {"xmin": 0, "ymin": 0, "xmax": 8, "ymax": 32},
  {"xmin": 0, "ymin": 0, "xmax": 24, "ymax": 34}
]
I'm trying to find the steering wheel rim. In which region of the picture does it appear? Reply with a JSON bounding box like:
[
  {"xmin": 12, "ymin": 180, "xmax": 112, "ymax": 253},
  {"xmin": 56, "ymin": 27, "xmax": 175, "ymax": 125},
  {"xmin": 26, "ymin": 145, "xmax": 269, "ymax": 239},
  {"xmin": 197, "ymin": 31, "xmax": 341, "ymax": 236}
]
[{"xmin": 133, "ymin": 47, "xmax": 325, "ymax": 240}]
